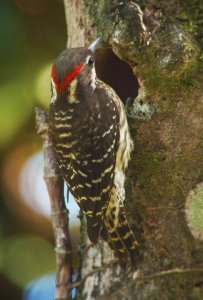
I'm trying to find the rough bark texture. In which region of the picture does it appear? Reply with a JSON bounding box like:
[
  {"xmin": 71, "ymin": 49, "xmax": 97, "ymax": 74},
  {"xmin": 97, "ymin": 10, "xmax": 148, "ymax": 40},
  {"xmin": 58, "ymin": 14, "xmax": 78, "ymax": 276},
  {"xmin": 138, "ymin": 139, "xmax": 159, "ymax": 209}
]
[
  {"xmin": 35, "ymin": 108, "xmax": 72, "ymax": 300},
  {"xmin": 63, "ymin": 0, "xmax": 203, "ymax": 299}
]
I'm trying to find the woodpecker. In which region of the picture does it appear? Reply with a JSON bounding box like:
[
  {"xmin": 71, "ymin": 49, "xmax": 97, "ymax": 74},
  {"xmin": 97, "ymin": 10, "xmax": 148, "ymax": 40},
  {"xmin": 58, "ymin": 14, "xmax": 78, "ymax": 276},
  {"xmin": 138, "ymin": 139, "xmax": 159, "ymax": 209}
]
[{"xmin": 49, "ymin": 38, "xmax": 138, "ymax": 263}]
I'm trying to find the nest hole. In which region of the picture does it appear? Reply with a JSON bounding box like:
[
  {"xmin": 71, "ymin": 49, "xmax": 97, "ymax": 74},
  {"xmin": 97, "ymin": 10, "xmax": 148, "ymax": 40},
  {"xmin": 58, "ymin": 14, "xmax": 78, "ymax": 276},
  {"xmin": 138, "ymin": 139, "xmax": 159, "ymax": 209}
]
[{"xmin": 95, "ymin": 48, "xmax": 139, "ymax": 104}]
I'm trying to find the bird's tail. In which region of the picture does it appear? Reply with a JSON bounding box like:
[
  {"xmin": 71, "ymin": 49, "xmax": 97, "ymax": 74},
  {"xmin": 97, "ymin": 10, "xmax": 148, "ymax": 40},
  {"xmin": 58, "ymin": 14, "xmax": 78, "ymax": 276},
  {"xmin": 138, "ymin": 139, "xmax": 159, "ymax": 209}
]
[{"xmin": 102, "ymin": 205, "xmax": 138, "ymax": 265}]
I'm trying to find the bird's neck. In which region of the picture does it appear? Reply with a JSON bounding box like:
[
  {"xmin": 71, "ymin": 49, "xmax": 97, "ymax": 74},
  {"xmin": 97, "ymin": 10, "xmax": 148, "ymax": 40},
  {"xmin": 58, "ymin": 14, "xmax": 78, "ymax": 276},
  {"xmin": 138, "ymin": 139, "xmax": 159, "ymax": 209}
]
[{"xmin": 67, "ymin": 73, "xmax": 98, "ymax": 104}]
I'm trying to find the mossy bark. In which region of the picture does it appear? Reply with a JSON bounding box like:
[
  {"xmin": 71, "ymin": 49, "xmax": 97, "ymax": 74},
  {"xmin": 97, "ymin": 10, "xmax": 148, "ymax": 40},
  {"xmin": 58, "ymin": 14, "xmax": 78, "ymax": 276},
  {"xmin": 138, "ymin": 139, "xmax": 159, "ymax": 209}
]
[{"xmin": 64, "ymin": 0, "xmax": 203, "ymax": 299}]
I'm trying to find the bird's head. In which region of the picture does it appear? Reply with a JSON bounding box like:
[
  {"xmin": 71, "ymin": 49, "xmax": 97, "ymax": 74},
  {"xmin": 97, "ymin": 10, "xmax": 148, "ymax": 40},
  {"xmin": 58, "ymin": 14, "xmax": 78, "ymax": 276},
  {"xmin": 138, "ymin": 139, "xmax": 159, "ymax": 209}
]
[{"xmin": 51, "ymin": 38, "xmax": 101, "ymax": 102}]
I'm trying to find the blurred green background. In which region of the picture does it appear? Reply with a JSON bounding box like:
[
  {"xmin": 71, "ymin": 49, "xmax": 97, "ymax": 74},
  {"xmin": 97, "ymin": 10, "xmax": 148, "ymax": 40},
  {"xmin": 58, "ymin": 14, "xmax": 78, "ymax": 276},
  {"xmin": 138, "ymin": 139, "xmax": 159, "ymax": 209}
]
[{"xmin": 0, "ymin": 1, "xmax": 79, "ymax": 299}]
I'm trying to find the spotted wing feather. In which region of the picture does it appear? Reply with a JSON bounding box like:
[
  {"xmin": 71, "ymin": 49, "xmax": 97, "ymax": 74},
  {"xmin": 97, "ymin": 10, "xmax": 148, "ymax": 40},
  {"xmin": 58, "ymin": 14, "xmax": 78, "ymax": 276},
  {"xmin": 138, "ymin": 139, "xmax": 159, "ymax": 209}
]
[{"xmin": 49, "ymin": 88, "xmax": 119, "ymax": 243}]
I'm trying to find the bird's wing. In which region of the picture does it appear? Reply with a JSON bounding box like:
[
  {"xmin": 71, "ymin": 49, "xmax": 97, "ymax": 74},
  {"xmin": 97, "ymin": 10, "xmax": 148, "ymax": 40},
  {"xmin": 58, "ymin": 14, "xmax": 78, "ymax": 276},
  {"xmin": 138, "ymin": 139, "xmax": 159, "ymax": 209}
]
[{"xmin": 66, "ymin": 89, "xmax": 120, "ymax": 243}]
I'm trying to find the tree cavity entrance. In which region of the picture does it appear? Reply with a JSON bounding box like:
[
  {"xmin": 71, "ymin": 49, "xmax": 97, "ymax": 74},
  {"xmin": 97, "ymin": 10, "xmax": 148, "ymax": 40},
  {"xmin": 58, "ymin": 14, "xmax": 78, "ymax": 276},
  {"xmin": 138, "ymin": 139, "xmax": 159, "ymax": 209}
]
[{"xmin": 95, "ymin": 48, "xmax": 139, "ymax": 104}]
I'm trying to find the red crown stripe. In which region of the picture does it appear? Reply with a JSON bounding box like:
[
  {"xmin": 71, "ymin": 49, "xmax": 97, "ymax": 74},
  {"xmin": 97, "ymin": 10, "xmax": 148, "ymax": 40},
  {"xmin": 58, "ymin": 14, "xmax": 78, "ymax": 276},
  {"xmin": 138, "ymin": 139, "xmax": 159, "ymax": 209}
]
[{"xmin": 51, "ymin": 63, "xmax": 84, "ymax": 91}]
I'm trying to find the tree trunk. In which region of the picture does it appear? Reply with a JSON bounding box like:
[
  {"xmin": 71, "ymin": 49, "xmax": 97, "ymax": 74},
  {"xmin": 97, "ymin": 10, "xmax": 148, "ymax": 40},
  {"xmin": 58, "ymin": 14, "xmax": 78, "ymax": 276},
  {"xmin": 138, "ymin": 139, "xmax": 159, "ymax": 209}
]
[{"xmin": 63, "ymin": 0, "xmax": 203, "ymax": 299}]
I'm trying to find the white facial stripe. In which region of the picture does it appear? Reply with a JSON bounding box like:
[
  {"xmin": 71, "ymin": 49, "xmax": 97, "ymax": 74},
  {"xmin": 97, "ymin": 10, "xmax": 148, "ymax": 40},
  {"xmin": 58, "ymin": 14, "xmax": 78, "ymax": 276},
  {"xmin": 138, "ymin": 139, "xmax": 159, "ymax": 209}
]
[
  {"xmin": 51, "ymin": 79, "xmax": 57, "ymax": 103},
  {"xmin": 69, "ymin": 78, "xmax": 80, "ymax": 103},
  {"xmin": 91, "ymin": 67, "xmax": 96, "ymax": 90}
]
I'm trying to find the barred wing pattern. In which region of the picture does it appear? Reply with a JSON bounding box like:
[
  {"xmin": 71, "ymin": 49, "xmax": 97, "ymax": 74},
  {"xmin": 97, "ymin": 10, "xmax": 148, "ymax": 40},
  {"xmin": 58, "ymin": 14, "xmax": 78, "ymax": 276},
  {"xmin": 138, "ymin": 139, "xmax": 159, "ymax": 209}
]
[{"xmin": 49, "ymin": 87, "xmax": 119, "ymax": 243}]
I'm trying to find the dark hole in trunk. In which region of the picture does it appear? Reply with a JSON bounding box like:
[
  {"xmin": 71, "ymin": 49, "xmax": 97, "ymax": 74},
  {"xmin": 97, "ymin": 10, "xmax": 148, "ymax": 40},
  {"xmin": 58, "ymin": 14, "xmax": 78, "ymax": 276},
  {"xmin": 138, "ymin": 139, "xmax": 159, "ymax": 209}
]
[{"xmin": 95, "ymin": 48, "xmax": 139, "ymax": 104}]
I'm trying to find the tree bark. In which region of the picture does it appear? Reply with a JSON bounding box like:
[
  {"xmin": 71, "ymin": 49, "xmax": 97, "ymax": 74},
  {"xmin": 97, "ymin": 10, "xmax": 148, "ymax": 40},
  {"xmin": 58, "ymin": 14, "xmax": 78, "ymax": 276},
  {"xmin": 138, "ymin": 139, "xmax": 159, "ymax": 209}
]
[
  {"xmin": 63, "ymin": 0, "xmax": 203, "ymax": 299},
  {"xmin": 35, "ymin": 108, "xmax": 72, "ymax": 300}
]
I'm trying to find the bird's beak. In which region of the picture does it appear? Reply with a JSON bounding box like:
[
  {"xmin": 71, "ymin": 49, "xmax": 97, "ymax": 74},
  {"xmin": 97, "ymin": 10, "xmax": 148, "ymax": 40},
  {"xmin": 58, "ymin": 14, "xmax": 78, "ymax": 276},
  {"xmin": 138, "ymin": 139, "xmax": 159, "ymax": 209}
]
[{"xmin": 88, "ymin": 37, "xmax": 102, "ymax": 53}]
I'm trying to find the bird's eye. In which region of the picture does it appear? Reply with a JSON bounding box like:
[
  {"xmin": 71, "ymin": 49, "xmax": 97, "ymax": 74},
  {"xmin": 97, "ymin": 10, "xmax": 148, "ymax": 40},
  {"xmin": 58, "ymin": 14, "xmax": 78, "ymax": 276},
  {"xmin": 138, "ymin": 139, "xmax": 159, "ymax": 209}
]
[{"xmin": 87, "ymin": 56, "xmax": 94, "ymax": 65}]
